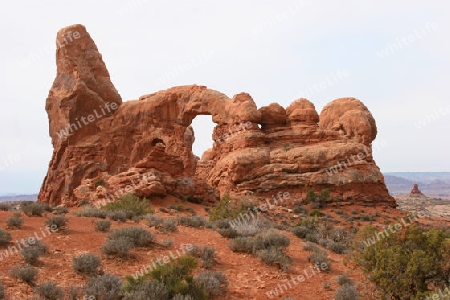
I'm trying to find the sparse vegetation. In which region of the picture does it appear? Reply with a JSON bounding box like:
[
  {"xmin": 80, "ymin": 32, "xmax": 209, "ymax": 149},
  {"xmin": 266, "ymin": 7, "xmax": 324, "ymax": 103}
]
[
  {"xmin": 159, "ymin": 218, "xmax": 178, "ymax": 233},
  {"xmin": 45, "ymin": 215, "xmax": 68, "ymax": 230},
  {"xmin": 73, "ymin": 253, "xmax": 102, "ymax": 276},
  {"xmin": 20, "ymin": 239, "xmax": 48, "ymax": 265},
  {"xmin": 335, "ymin": 283, "xmax": 358, "ymax": 300},
  {"xmin": 102, "ymin": 194, "xmax": 153, "ymax": 217},
  {"xmin": 84, "ymin": 273, "xmax": 122, "ymax": 300},
  {"xmin": 9, "ymin": 264, "xmax": 38, "ymax": 285},
  {"xmin": 0, "ymin": 228, "xmax": 12, "ymax": 246},
  {"xmin": 107, "ymin": 210, "xmax": 128, "ymax": 222},
  {"xmin": 52, "ymin": 206, "xmax": 69, "ymax": 215},
  {"xmin": 107, "ymin": 227, "xmax": 154, "ymax": 247},
  {"xmin": 7, "ymin": 212, "xmax": 23, "ymax": 229},
  {"xmin": 35, "ymin": 280, "xmax": 65, "ymax": 300},
  {"xmin": 178, "ymin": 216, "xmax": 206, "ymax": 228},
  {"xmin": 74, "ymin": 207, "xmax": 107, "ymax": 219},
  {"xmin": 123, "ymin": 255, "xmax": 208, "ymax": 300},
  {"xmin": 102, "ymin": 237, "xmax": 134, "ymax": 258},
  {"xmin": 229, "ymin": 229, "xmax": 291, "ymax": 271},
  {"xmin": 95, "ymin": 219, "xmax": 111, "ymax": 232},
  {"xmin": 209, "ymin": 194, "xmax": 252, "ymax": 221},
  {"xmin": 195, "ymin": 270, "xmax": 228, "ymax": 296},
  {"xmin": 22, "ymin": 202, "xmax": 47, "ymax": 217}
]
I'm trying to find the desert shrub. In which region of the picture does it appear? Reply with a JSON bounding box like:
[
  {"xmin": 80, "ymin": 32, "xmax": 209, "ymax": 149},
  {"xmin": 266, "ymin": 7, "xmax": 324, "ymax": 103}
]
[
  {"xmin": 0, "ymin": 228, "xmax": 12, "ymax": 246},
  {"xmin": 107, "ymin": 227, "xmax": 154, "ymax": 247},
  {"xmin": 0, "ymin": 203, "xmax": 10, "ymax": 211},
  {"xmin": 299, "ymin": 217, "xmax": 318, "ymax": 230},
  {"xmin": 172, "ymin": 294, "xmax": 194, "ymax": 300},
  {"xmin": 209, "ymin": 193, "xmax": 250, "ymax": 221},
  {"xmin": 52, "ymin": 206, "xmax": 69, "ymax": 215},
  {"xmin": 305, "ymin": 232, "xmax": 319, "ymax": 243},
  {"xmin": 256, "ymin": 247, "xmax": 290, "ymax": 272},
  {"xmin": 102, "ymin": 194, "xmax": 153, "ymax": 216},
  {"xmin": 200, "ymin": 246, "xmax": 217, "ymax": 269},
  {"xmin": 6, "ymin": 212, "xmax": 23, "ymax": 229},
  {"xmin": 229, "ymin": 216, "xmax": 261, "ymax": 237},
  {"xmin": 326, "ymin": 240, "xmax": 347, "ymax": 254},
  {"xmin": 195, "ymin": 270, "xmax": 228, "ymax": 296},
  {"xmin": 353, "ymin": 224, "xmax": 450, "ymax": 298},
  {"xmin": 20, "ymin": 240, "xmax": 48, "ymax": 264},
  {"xmin": 351, "ymin": 209, "xmax": 357, "ymax": 215},
  {"xmin": 303, "ymin": 242, "xmax": 320, "ymax": 252},
  {"xmin": 310, "ymin": 209, "xmax": 325, "ymax": 217},
  {"xmin": 253, "ymin": 229, "xmax": 290, "ymax": 250},
  {"xmin": 123, "ymin": 255, "xmax": 207, "ymax": 299},
  {"xmin": 22, "ymin": 202, "xmax": 47, "ymax": 217},
  {"xmin": 35, "ymin": 280, "xmax": 64, "ymax": 300},
  {"xmin": 73, "ymin": 253, "xmax": 102, "ymax": 276},
  {"xmin": 159, "ymin": 219, "xmax": 178, "ymax": 233},
  {"xmin": 66, "ymin": 285, "xmax": 83, "ymax": 300},
  {"xmin": 217, "ymin": 228, "xmax": 238, "ymax": 238},
  {"xmin": 74, "ymin": 207, "xmax": 106, "ymax": 219},
  {"xmin": 9, "ymin": 264, "xmax": 38, "ymax": 285},
  {"xmin": 122, "ymin": 280, "xmax": 169, "ymax": 300},
  {"xmin": 308, "ymin": 251, "xmax": 330, "ymax": 270},
  {"xmin": 178, "ymin": 216, "xmax": 206, "ymax": 228},
  {"xmin": 107, "ymin": 210, "xmax": 127, "ymax": 222},
  {"xmin": 185, "ymin": 207, "xmax": 196, "ymax": 216},
  {"xmin": 292, "ymin": 226, "xmax": 311, "ymax": 239},
  {"xmin": 162, "ymin": 238, "xmax": 173, "ymax": 248},
  {"xmin": 335, "ymin": 283, "xmax": 358, "ymax": 300},
  {"xmin": 45, "ymin": 215, "xmax": 68, "ymax": 230},
  {"xmin": 102, "ymin": 237, "xmax": 134, "ymax": 258},
  {"xmin": 84, "ymin": 273, "xmax": 122, "ymax": 300},
  {"xmin": 337, "ymin": 274, "xmax": 353, "ymax": 286},
  {"xmin": 144, "ymin": 214, "xmax": 163, "ymax": 228},
  {"xmin": 215, "ymin": 219, "xmax": 231, "ymax": 229},
  {"xmin": 229, "ymin": 237, "xmax": 255, "ymax": 253},
  {"xmin": 95, "ymin": 219, "xmax": 111, "ymax": 232}
]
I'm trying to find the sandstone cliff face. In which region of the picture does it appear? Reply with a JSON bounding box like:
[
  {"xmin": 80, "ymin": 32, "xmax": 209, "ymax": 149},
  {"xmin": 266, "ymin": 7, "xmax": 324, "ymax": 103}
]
[{"xmin": 39, "ymin": 24, "xmax": 395, "ymax": 208}]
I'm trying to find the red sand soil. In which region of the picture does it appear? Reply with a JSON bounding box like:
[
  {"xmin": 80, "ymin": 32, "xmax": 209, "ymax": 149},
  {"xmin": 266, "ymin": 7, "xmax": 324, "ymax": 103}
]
[{"xmin": 0, "ymin": 200, "xmax": 448, "ymax": 299}]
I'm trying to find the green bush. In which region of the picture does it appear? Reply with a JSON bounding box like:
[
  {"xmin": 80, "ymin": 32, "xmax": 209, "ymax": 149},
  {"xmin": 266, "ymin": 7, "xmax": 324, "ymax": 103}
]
[
  {"xmin": 229, "ymin": 237, "xmax": 255, "ymax": 253},
  {"xmin": 95, "ymin": 219, "xmax": 111, "ymax": 232},
  {"xmin": 217, "ymin": 228, "xmax": 238, "ymax": 238},
  {"xmin": 20, "ymin": 239, "xmax": 48, "ymax": 265},
  {"xmin": 102, "ymin": 194, "xmax": 153, "ymax": 216},
  {"xmin": 73, "ymin": 253, "xmax": 102, "ymax": 276},
  {"xmin": 6, "ymin": 212, "xmax": 23, "ymax": 229},
  {"xmin": 107, "ymin": 227, "xmax": 154, "ymax": 247},
  {"xmin": 9, "ymin": 264, "xmax": 38, "ymax": 285},
  {"xmin": 257, "ymin": 247, "xmax": 290, "ymax": 272},
  {"xmin": 74, "ymin": 207, "xmax": 107, "ymax": 219},
  {"xmin": 0, "ymin": 228, "xmax": 12, "ymax": 246},
  {"xmin": 123, "ymin": 255, "xmax": 207, "ymax": 300},
  {"xmin": 84, "ymin": 273, "xmax": 122, "ymax": 300},
  {"xmin": 208, "ymin": 194, "xmax": 250, "ymax": 221},
  {"xmin": 35, "ymin": 280, "xmax": 64, "ymax": 300},
  {"xmin": 45, "ymin": 215, "xmax": 68, "ymax": 230},
  {"xmin": 353, "ymin": 224, "xmax": 450, "ymax": 298},
  {"xmin": 253, "ymin": 229, "xmax": 290, "ymax": 250}
]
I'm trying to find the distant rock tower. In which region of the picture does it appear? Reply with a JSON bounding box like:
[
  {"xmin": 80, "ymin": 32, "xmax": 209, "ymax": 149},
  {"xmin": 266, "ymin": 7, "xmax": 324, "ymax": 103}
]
[{"xmin": 410, "ymin": 184, "xmax": 426, "ymax": 197}]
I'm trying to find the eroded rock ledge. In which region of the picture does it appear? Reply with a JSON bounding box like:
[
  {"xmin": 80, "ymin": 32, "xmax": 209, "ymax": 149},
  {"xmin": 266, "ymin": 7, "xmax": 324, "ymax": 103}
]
[{"xmin": 38, "ymin": 24, "xmax": 395, "ymax": 208}]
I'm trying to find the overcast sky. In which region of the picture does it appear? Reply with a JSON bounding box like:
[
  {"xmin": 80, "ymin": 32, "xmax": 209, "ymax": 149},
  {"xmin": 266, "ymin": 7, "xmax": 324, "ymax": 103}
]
[{"xmin": 0, "ymin": 0, "xmax": 449, "ymax": 195}]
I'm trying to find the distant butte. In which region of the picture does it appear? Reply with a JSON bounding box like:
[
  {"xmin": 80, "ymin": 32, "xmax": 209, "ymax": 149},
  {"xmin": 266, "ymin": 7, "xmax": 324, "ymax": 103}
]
[
  {"xmin": 38, "ymin": 24, "xmax": 396, "ymax": 208},
  {"xmin": 410, "ymin": 183, "xmax": 426, "ymax": 198}
]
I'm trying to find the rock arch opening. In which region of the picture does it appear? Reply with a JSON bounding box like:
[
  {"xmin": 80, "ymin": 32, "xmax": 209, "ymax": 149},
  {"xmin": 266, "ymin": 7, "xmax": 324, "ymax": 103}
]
[{"xmin": 190, "ymin": 115, "xmax": 215, "ymax": 159}]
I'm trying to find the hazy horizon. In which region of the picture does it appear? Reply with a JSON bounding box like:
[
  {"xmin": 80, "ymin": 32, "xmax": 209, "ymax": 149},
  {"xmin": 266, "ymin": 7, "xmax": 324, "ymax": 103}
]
[{"xmin": 1, "ymin": 0, "xmax": 449, "ymax": 194}]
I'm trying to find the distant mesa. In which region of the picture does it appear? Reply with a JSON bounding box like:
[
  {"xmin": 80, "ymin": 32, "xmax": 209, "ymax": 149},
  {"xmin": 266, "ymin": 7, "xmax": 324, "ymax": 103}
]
[
  {"xmin": 410, "ymin": 183, "xmax": 426, "ymax": 197},
  {"xmin": 37, "ymin": 24, "xmax": 396, "ymax": 208}
]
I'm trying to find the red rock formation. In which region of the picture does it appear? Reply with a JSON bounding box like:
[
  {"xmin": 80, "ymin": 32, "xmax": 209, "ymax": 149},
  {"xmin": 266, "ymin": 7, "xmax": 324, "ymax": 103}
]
[
  {"xmin": 410, "ymin": 183, "xmax": 426, "ymax": 197},
  {"xmin": 38, "ymin": 24, "xmax": 396, "ymax": 208}
]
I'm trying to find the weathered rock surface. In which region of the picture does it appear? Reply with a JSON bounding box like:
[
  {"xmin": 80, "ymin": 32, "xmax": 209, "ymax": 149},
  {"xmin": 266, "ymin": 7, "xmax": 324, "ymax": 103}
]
[{"xmin": 39, "ymin": 24, "xmax": 395, "ymax": 208}]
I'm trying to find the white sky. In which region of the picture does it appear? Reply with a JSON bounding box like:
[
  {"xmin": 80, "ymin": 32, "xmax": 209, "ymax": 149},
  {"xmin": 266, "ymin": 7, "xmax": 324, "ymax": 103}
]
[{"xmin": 0, "ymin": 0, "xmax": 449, "ymax": 194}]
